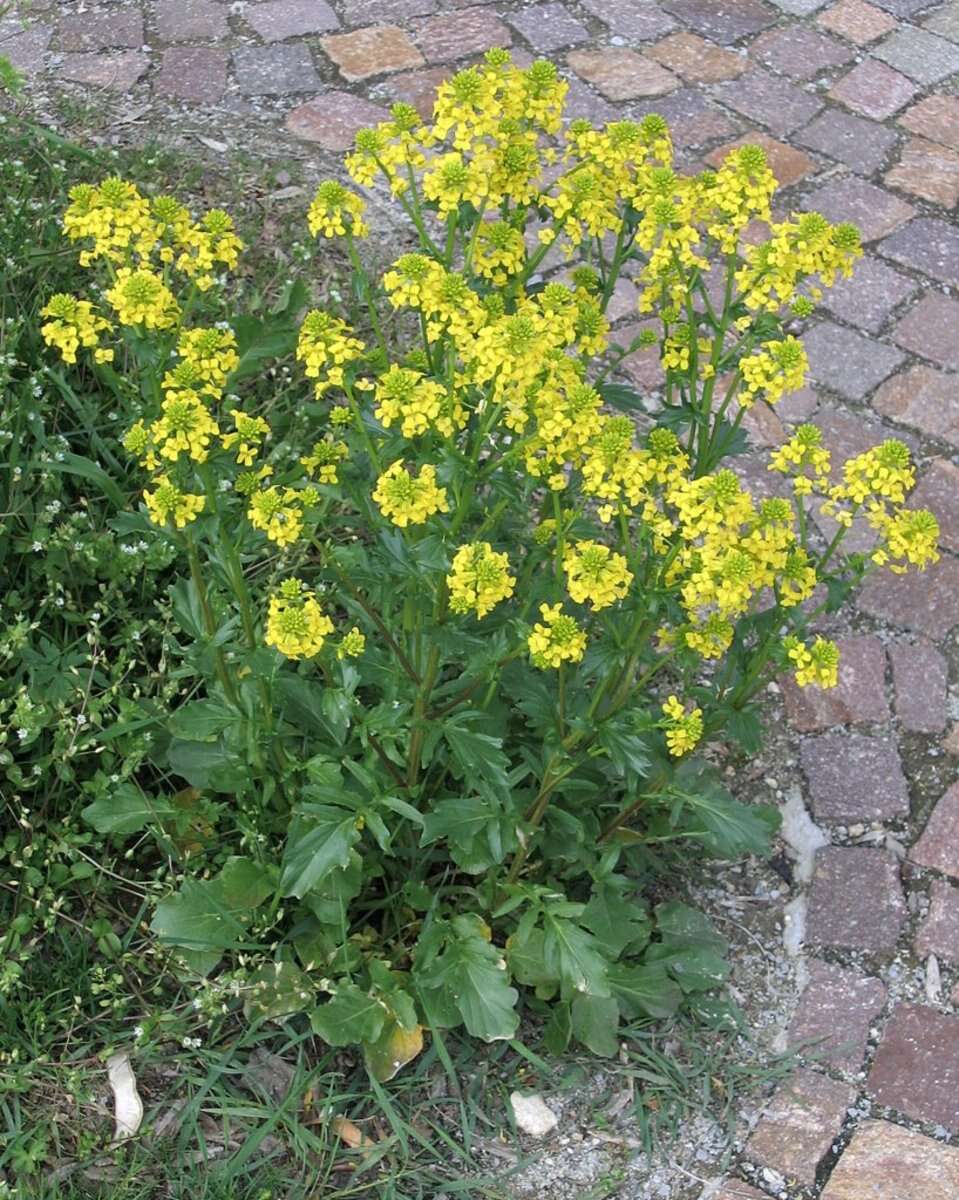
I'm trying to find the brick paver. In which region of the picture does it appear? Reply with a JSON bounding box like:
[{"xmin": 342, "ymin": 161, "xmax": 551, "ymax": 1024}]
[{"xmin": 13, "ymin": 0, "xmax": 959, "ymax": 1194}]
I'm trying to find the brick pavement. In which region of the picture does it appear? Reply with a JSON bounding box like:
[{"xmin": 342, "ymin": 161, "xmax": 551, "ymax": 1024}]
[{"xmin": 5, "ymin": 0, "xmax": 959, "ymax": 1195}]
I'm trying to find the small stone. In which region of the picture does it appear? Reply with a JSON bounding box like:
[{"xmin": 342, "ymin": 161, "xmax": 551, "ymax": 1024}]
[
  {"xmin": 378, "ymin": 65, "xmax": 449, "ymax": 120},
  {"xmin": 782, "ymin": 635, "xmax": 889, "ymax": 732},
  {"xmin": 911, "ymin": 782, "xmax": 959, "ymax": 881},
  {"xmin": 56, "ymin": 10, "xmax": 144, "ymax": 51},
  {"xmin": 946, "ymin": 724, "xmax": 959, "ymax": 757},
  {"xmin": 506, "ymin": 3, "xmax": 588, "ymax": 53},
  {"xmin": 893, "ymin": 294, "xmax": 959, "ymax": 370},
  {"xmin": 155, "ymin": 0, "xmax": 230, "ymax": 42},
  {"xmin": 889, "ymin": 639, "xmax": 949, "ymax": 734},
  {"xmin": 745, "ymin": 1069, "xmax": 855, "ymax": 1184},
  {"xmin": 821, "ymin": 1120, "xmax": 959, "ymax": 1199},
  {"xmin": 859, "ymin": 556, "xmax": 959, "ymax": 640},
  {"xmin": 818, "ymin": 0, "xmax": 897, "ymax": 44},
  {"xmin": 659, "ymin": 0, "xmax": 777, "ymax": 45},
  {"xmin": 509, "ymin": 1092, "xmax": 558, "ymax": 1137},
  {"xmin": 233, "ymin": 44, "xmax": 320, "ymax": 94},
  {"xmin": 285, "ymin": 91, "xmax": 388, "ymax": 149},
  {"xmin": 788, "ymin": 959, "xmax": 887, "ymax": 1072},
  {"xmin": 887, "ymin": 137, "xmax": 959, "ymax": 209},
  {"xmin": 412, "ymin": 8, "xmax": 511, "ymax": 64},
  {"xmin": 872, "ymin": 365, "xmax": 959, "ymax": 448},
  {"xmin": 806, "ymin": 846, "xmax": 906, "ymax": 952},
  {"xmin": 872, "ymin": 26, "xmax": 959, "ymax": 85},
  {"xmin": 579, "ymin": 0, "xmax": 677, "ymax": 40},
  {"xmin": 804, "ymin": 176, "xmax": 914, "ymax": 243},
  {"xmin": 58, "ymin": 51, "xmax": 149, "ymax": 90},
  {"xmin": 868, "ymin": 1004, "xmax": 959, "ymax": 1131},
  {"xmin": 155, "ymin": 46, "xmax": 229, "ymax": 104},
  {"xmin": 803, "ymin": 321, "xmax": 904, "ymax": 400},
  {"xmin": 900, "ymin": 95, "xmax": 959, "ymax": 153},
  {"xmin": 880, "ymin": 217, "xmax": 959, "ymax": 288},
  {"xmin": 707, "ymin": 131, "xmax": 817, "ymax": 187},
  {"xmin": 322, "ymin": 25, "xmax": 424, "ymax": 80},
  {"xmin": 801, "ymin": 732, "xmax": 909, "ymax": 824},
  {"xmin": 712, "ymin": 68, "xmax": 823, "ymax": 138},
  {"xmin": 819, "ymin": 255, "xmax": 917, "ymax": 333},
  {"xmin": 245, "ymin": 0, "xmax": 339, "ymax": 41},
  {"xmin": 567, "ymin": 48, "xmax": 678, "ymax": 100},
  {"xmin": 649, "ymin": 32, "xmax": 747, "ymax": 82},
  {"xmin": 829, "ymin": 57, "xmax": 917, "ymax": 119},
  {"xmin": 749, "ymin": 25, "xmax": 853, "ymax": 78},
  {"xmin": 796, "ymin": 107, "xmax": 898, "ymax": 175},
  {"xmin": 917, "ymin": 881, "xmax": 959, "ymax": 962}
]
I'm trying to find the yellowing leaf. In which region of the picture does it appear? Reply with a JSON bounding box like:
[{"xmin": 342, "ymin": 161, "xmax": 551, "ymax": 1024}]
[{"xmin": 364, "ymin": 1020, "xmax": 424, "ymax": 1082}]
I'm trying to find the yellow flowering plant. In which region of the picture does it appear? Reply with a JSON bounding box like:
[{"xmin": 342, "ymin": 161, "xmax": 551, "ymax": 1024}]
[{"xmin": 45, "ymin": 52, "xmax": 939, "ymax": 1066}]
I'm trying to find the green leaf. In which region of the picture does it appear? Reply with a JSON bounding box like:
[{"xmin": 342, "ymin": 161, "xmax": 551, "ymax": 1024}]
[
  {"xmin": 581, "ymin": 881, "xmax": 651, "ymax": 960},
  {"xmin": 43, "ymin": 452, "xmax": 127, "ymax": 508},
  {"xmin": 364, "ymin": 1019, "xmax": 424, "ymax": 1082},
  {"xmin": 151, "ymin": 880, "xmax": 245, "ymax": 954},
  {"xmin": 597, "ymin": 720, "xmax": 651, "ymax": 782},
  {"xmin": 507, "ymin": 927, "xmax": 558, "ymax": 999},
  {"xmin": 218, "ymin": 856, "xmax": 275, "ymax": 909},
  {"xmin": 416, "ymin": 914, "xmax": 519, "ymax": 1042},
  {"xmin": 168, "ymin": 699, "xmax": 236, "ymax": 742},
  {"xmin": 82, "ymin": 782, "xmax": 175, "ymax": 835},
  {"xmin": 598, "ymin": 382, "xmax": 646, "ymax": 413},
  {"xmin": 542, "ymin": 1002, "xmax": 572, "ymax": 1056},
  {"xmin": 167, "ymin": 736, "xmax": 247, "ymax": 793},
  {"xmin": 419, "ymin": 794, "xmax": 514, "ymax": 873},
  {"xmin": 280, "ymin": 805, "xmax": 361, "ymax": 899},
  {"xmin": 655, "ymin": 901, "xmax": 726, "ymax": 954},
  {"xmin": 244, "ymin": 962, "xmax": 314, "ymax": 1021},
  {"xmin": 571, "ymin": 994, "xmax": 620, "ymax": 1057},
  {"xmin": 542, "ymin": 913, "xmax": 610, "ymax": 1001},
  {"xmin": 310, "ymin": 982, "xmax": 386, "ymax": 1048},
  {"xmin": 607, "ymin": 961, "xmax": 682, "ymax": 1020},
  {"xmin": 724, "ymin": 706, "xmax": 763, "ymax": 754},
  {"xmin": 443, "ymin": 714, "xmax": 511, "ymax": 797}
]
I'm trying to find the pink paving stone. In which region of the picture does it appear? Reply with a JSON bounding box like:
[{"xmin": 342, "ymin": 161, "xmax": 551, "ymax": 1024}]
[
  {"xmin": 803, "ymin": 176, "xmax": 915, "ymax": 243},
  {"xmin": 706, "ymin": 132, "xmax": 814, "ymax": 186},
  {"xmin": 821, "ymin": 1119, "xmax": 959, "ymax": 1200},
  {"xmin": 1, "ymin": 24, "xmax": 52, "ymax": 73},
  {"xmin": 341, "ymin": 0, "xmax": 436, "ymax": 21},
  {"xmin": 828, "ymin": 56, "xmax": 918, "ymax": 119},
  {"xmin": 711, "ymin": 67, "xmax": 823, "ymax": 138},
  {"xmin": 58, "ymin": 50, "xmax": 150, "ymax": 90},
  {"xmin": 566, "ymin": 48, "xmax": 678, "ymax": 100},
  {"xmin": 880, "ymin": 217, "xmax": 959, "ymax": 289},
  {"xmin": 660, "ymin": 0, "xmax": 777, "ymax": 45},
  {"xmin": 803, "ymin": 321, "xmax": 904, "ymax": 400},
  {"xmin": 412, "ymin": 8, "xmax": 511, "ymax": 64},
  {"xmin": 800, "ymin": 732, "xmax": 909, "ymax": 824},
  {"xmin": 56, "ymin": 10, "xmax": 144, "ymax": 51},
  {"xmin": 859, "ymin": 555, "xmax": 959, "ymax": 641},
  {"xmin": 781, "ymin": 635, "xmax": 889, "ymax": 732},
  {"xmin": 872, "ymin": 365, "xmax": 959, "ymax": 448},
  {"xmin": 244, "ymin": 0, "xmax": 339, "ymax": 41},
  {"xmin": 376, "ymin": 65, "xmax": 448, "ymax": 120},
  {"xmin": 892, "ymin": 293, "xmax": 959, "ymax": 370},
  {"xmin": 154, "ymin": 0, "xmax": 230, "ymax": 42},
  {"xmin": 818, "ymin": 0, "xmax": 897, "ymax": 44},
  {"xmin": 917, "ymin": 880, "xmax": 959, "ymax": 962},
  {"xmin": 154, "ymin": 46, "xmax": 228, "ymax": 103},
  {"xmin": 819, "ymin": 255, "xmax": 917, "ymax": 334},
  {"xmin": 506, "ymin": 3, "xmax": 588, "ymax": 53},
  {"xmin": 908, "ymin": 460, "xmax": 959, "ymax": 554},
  {"xmin": 285, "ymin": 91, "xmax": 388, "ymax": 149},
  {"xmin": 900, "ymin": 95, "xmax": 959, "ymax": 153},
  {"xmin": 652, "ymin": 87, "xmax": 738, "ymax": 148},
  {"xmin": 749, "ymin": 24, "xmax": 854, "ymax": 79},
  {"xmin": 788, "ymin": 959, "xmax": 887, "ymax": 1072},
  {"xmin": 795, "ymin": 107, "xmax": 898, "ymax": 175},
  {"xmin": 648, "ymin": 32, "xmax": 748, "ymax": 83},
  {"xmin": 889, "ymin": 640, "xmax": 948, "ymax": 734},
  {"xmin": 745, "ymin": 1068, "xmax": 855, "ymax": 1185},
  {"xmin": 868, "ymin": 1003, "xmax": 959, "ymax": 1131},
  {"xmin": 560, "ymin": 75, "xmax": 618, "ymax": 125},
  {"xmin": 910, "ymin": 781, "xmax": 959, "ymax": 881},
  {"xmin": 321, "ymin": 25, "xmax": 424, "ymax": 80},
  {"xmin": 578, "ymin": 0, "xmax": 677, "ymax": 41},
  {"xmin": 806, "ymin": 846, "xmax": 906, "ymax": 952},
  {"xmin": 886, "ymin": 136, "xmax": 959, "ymax": 209}
]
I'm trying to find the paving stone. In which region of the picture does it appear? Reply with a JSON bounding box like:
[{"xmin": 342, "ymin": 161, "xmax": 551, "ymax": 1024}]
[
  {"xmin": 770, "ymin": 0, "xmax": 830, "ymax": 13},
  {"xmin": 806, "ymin": 846, "xmax": 906, "ymax": 952},
  {"xmin": 233, "ymin": 43, "xmax": 319, "ymax": 93},
  {"xmin": 797, "ymin": 107, "xmax": 898, "ymax": 175},
  {"xmin": 788, "ymin": 959, "xmax": 887, "ymax": 1072},
  {"xmin": 917, "ymin": 880, "xmax": 959, "ymax": 962},
  {"xmin": 880, "ymin": 217, "xmax": 959, "ymax": 288},
  {"xmin": 859, "ymin": 555, "xmax": 959, "ymax": 640},
  {"xmin": 660, "ymin": 0, "xmax": 777, "ymax": 45},
  {"xmin": 244, "ymin": 0, "xmax": 339, "ymax": 41},
  {"xmin": 777, "ymin": 384, "xmax": 820, "ymax": 424},
  {"xmin": 1, "ymin": 23, "xmax": 51, "ymax": 73},
  {"xmin": 868, "ymin": 1004, "xmax": 959, "ymax": 1130},
  {"xmin": 505, "ymin": 3, "xmax": 588, "ymax": 52},
  {"xmin": 745, "ymin": 1068, "xmax": 855, "ymax": 1185},
  {"xmin": 712, "ymin": 67, "xmax": 823, "ymax": 137},
  {"xmin": 578, "ymin": 0, "xmax": 677, "ymax": 40},
  {"xmin": 872, "ymin": 25, "xmax": 959, "ymax": 84},
  {"xmin": 58, "ymin": 50, "xmax": 149, "ymax": 90},
  {"xmin": 322, "ymin": 25, "xmax": 423, "ymax": 80},
  {"xmin": 892, "ymin": 294, "xmax": 959, "ymax": 370},
  {"xmin": 782, "ymin": 635, "xmax": 889, "ymax": 731},
  {"xmin": 412, "ymin": 8, "xmax": 511, "ymax": 64},
  {"xmin": 56, "ymin": 10, "xmax": 144, "ymax": 51},
  {"xmin": 648, "ymin": 32, "xmax": 748, "ymax": 82},
  {"xmin": 708, "ymin": 132, "xmax": 814, "ymax": 186},
  {"xmin": 340, "ymin": 0, "xmax": 436, "ymax": 19},
  {"xmin": 819, "ymin": 255, "xmax": 917, "ymax": 333},
  {"xmin": 377, "ymin": 65, "xmax": 449, "ymax": 119},
  {"xmin": 911, "ymin": 781, "xmax": 959, "ymax": 880},
  {"xmin": 616, "ymin": 320, "xmax": 665, "ymax": 391},
  {"xmin": 285, "ymin": 91, "xmax": 388, "ymax": 148},
  {"xmin": 803, "ymin": 176, "xmax": 915, "ymax": 243},
  {"xmin": 909, "ymin": 460, "xmax": 959, "ymax": 556},
  {"xmin": 873, "ymin": 365, "xmax": 959, "ymax": 449},
  {"xmin": 567, "ymin": 48, "xmax": 678, "ymax": 100},
  {"xmin": 155, "ymin": 46, "xmax": 228, "ymax": 103},
  {"xmin": 803, "ymin": 321, "xmax": 904, "ymax": 400},
  {"xmin": 818, "ymin": 0, "xmax": 897, "ymax": 43},
  {"xmin": 749, "ymin": 24, "xmax": 854, "ymax": 78},
  {"xmin": 556, "ymin": 75, "xmax": 617, "ymax": 125},
  {"xmin": 801, "ymin": 732, "xmax": 909, "ymax": 824},
  {"xmin": 886, "ymin": 136, "xmax": 959, "ymax": 208},
  {"xmin": 874, "ymin": 0, "xmax": 942, "ymax": 13},
  {"xmin": 889, "ymin": 639, "xmax": 949, "ymax": 734},
  {"xmin": 924, "ymin": 0, "xmax": 959, "ymax": 40},
  {"xmin": 651, "ymin": 87, "xmax": 739, "ymax": 148},
  {"xmin": 900, "ymin": 95, "xmax": 959, "ymax": 153},
  {"xmin": 155, "ymin": 0, "xmax": 229, "ymax": 42},
  {"xmin": 821, "ymin": 1119, "xmax": 959, "ymax": 1200},
  {"xmin": 828, "ymin": 56, "xmax": 918, "ymax": 119}
]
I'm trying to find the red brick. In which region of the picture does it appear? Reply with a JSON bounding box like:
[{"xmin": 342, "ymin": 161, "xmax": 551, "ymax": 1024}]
[
  {"xmin": 155, "ymin": 0, "xmax": 229, "ymax": 42},
  {"xmin": 745, "ymin": 1069, "xmax": 855, "ymax": 1185},
  {"xmin": 917, "ymin": 881, "xmax": 959, "ymax": 962},
  {"xmin": 800, "ymin": 732, "xmax": 909, "ymax": 824},
  {"xmin": 782, "ymin": 634, "xmax": 888, "ymax": 732},
  {"xmin": 911, "ymin": 782, "xmax": 959, "ymax": 881},
  {"xmin": 706, "ymin": 132, "xmax": 814, "ymax": 187},
  {"xmin": 889, "ymin": 640, "xmax": 949, "ymax": 734},
  {"xmin": 788, "ymin": 959, "xmax": 886, "ymax": 1072},
  {"xmin": 412, "ymin": 8, "xmax": 511, "ymax": 64},
  {"xmin": 567, "ymin": 48, "xmax": 678, "ymax": 100},
  {"xmin": 873, "ymin": 365, "xmax": 959, "ymax": 449},
  {"xmin": 817, "ymin": 0, "xmax": 897, "ymax": 44},
  {"xmin": 821, "ymin": 1121, "xmax": 959, "ymax": 1199},
  {"xmin": 56, "ymin": 10, "xmax": 144, "ymax": 51},
  {"xmin": 868, "ymin": 1004, "xmax": 959, "ymax": 1131},
  {"xmin": 58, "ymin": 50, "xmax": 149, "ymax": 90},
  {"xmin": 900, "ymin": 94, "xmax": 959, "ymax": 152},
  {"xmin": 829, "ymin": 57, "xmax": 918, "ymax": 119},
  {"xmin": 807, "ymin": 847, "xmax": 906, "ymax": 952},
  {"xmin": 285, "ymin": 91, "xmax": 388, "ymax": 149}
]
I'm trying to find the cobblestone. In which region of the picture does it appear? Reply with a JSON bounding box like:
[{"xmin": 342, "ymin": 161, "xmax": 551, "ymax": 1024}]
[
  {"xmin": 155, "ymin": 46, "xmax": 229, "ymax": 103},
  {"xmin": 707, "ymin": 132, "xmax": 814, "ymax": 186},
  {"xmin": 782, "ymin": 634, "xmax": 889, "ymax": 731},
  {"xmin": 886, "ymin": 137, "xmax": 959, "ymax": 208},
  {"xmin": 745, "ymin": 1068, "xmax": 856, "ymax": 1184},
  {"xmin": 567, "ymin": 49, "xmax": 679, "ymax": 100},
  {"xmin": 879, "ymin": 217, "xmax": 959, "ymax": 287},
  {"xmin": 155, "ymin": 0, "xmax": 229, "ymax": 42},
  {"xmin": 916, "ymin": 880, "xmax": 959, "ymax": 962},
  {"xmin": 749, "ymin": 24, "xmax": 854, "ymax": 77},
  {"xmin": 910, "ymin": 782, "xmax": 959, "ymax": 881},
  {"xmin": 505, "ymin": 3, "xmax": 588, "ymax": 53},
  {"xmin": 244, "ymin": 0, "xmax": 339, "ymax": 42},
  {"xmin": 412, "ymin": 8, "xmax": 511, "ymax": 63},
  {"xmin": 796, "ymin": 106, "xmax": 898, "ymax": 174},
  {"xmin": 56, "ymin": 10, "xmax": 144, "ymax": 51},
  {"xmin": 899, "ymin": 95, "xmax": 959, "ymax": 152},
  {"xmin": 868, "ymin": 1004, "xmax": 959, "ymax": 1131},
  {"xmin": 660, "ymin": 0, "xmax": 777, "ymax": 44},
  {"xmin": 322, "ymin": 25, "xmax": 424, "ymax": 79},
  {"xmin": 872, "ymin": 365, "xmax": 959, "ymax": 448},
  {"xmin": 806, "ymin": 846, "xmax": 906, "ymax": 952},
  {"xmin": 819, "ymin": 254, "xmax": 917, "ymax": 333},
  {"xmin": 828, "ymin": 56, "xmax": 918, "ymax": 118},
  {"xmin": 803, "ymin": 321, "xmax": 904, "ymax": 400},
  {"xmin": 821, "ymin": 1120, "xmax": 959, "ymax": 1199},
  {"xmin": 58, "ymin": 51, "xmax": 150, "ymax": 91},
  {"xmin": 804, "ymin": 176, "xmax": 915, "ymax": 242},
  {"xmin": 859, "ymin": 556, "xmax": 959, "ymax": 639},
  {"xmin": 712, "ymin": 67, "xmax": 823, "ymax": 137},
  {"xmin": 788, "ymin": 959, "xmax": 886, "ymax": 1072},
  {"xmin": 233, "ymin": 43, "xmax": 320, "ymax": 94},
  {"xmin": 892, "ymin": 294, "xmax": 959, "ymax": 370},
  {"xmin": 889, "ymin": 640, "xmax": 949, "ymax": 733},
  {"xmin": 800, "ymin": 732, "xmax": 909, "ymax": 823},
  {"xmin": 648, "ymin": 32, "xmax": 748, "ymax": 83},
  {"xmin": 872, "ymin": 25, "xmax": 959, "ymax": 84},
  {"xmin": 286, "ymin": 91, "xmax": 388, "ymax": 148},
  {"xmin": 817, "ymin": 0, "xmax": 897, "ymax": 43},
  {"xmin": 578, "ymin": 0, "xmax": 677, "ymax": 40}
]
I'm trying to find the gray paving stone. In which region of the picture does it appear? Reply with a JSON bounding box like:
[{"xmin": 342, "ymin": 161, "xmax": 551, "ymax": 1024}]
[
  {"xmin": 244, "ymin": 0, "xmax": 339, "ymax": 41},
  {"xmin": 788, "ymin": 959, "xmax": 887, "ymax": 1072},
  {"xmin": 803, "ymin": 175, "xmax": 915, "ymax": 242},
  {"xmin": 872, "ymin": 25, "xmax": 959, "ymax": 84},
  {"xmin": 233, "ymin": 43, "xmax": 320, "ymax": 94},
  {"xmin": 819, "ymin": 255, "xmax": 917, "ymax": 333},
  {"xmin": 578, "ymin": 0, "xmax": 678, "ymax": 41},
  {"xmin": 661, "ymin": 0, "xmax": 777, "ymax": 44},
  {"xmin": 712, "ymin": 67, "xmax": 823, "ymax": 137},
  {"xmin": 795, "ymin": 107, "xmax": 899, "ymax": 174},
  {"xmin": 880, "ymin": 217, "xmax": 959, "ymax": 287},
  {"xmin": 506, "ymin": 3, "xmax": 589, "ymax": 52},
  {"xmin": 889, "ymin": 640, "xmax": 949, "ymax": 733},
  {"xmin": 803, "ymin": 321, "xmax": 905, "ymax": 400}
]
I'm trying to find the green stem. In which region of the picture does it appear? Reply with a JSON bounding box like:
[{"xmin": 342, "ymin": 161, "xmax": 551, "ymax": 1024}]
[{"xmin": 184, "ymin": 537, "xmax": 238, "ymax": 706}]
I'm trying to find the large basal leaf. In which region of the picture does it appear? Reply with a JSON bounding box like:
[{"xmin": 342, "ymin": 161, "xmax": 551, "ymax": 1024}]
[
  {"xmin": 581, "ymin": 880, "xmax": 651, "ymax": 960},
  {"xmin": 280, "ymin": 805, "xmax": 361, "ymax": 899},
  {"xmin": 443, "ymin": 714, "xmax": 511, "ymax": 797},
  {"xmin": 364, "ymin": 1019, "xmax": 424, "ymax": 1082},
  {"xmin": 82, "ymin": 782, "xmax": 175, "ymax": 836},
  {"xmin": 542, "ymin": 914, "xmax": 611, "ymax": 1001},
  {"xmin": 417, "ymin": 914, "xmax": 519, "ymax": 1042},
  {"xmin": 571, "ymin": 994, "xmax": 620, "ymax": 1057},
  {"xmin": 607, "ymin": 961, "xmax": 683, "ymax": 1020},
  {"xmin": 167, "ymin": 699, "xmax": 237, "ymax": 742},
  {"xmin": 310, "ymin": 982, "xmax": 386, "ymax": 1048},
  {"xmin": 244, "ymin": 961, "xmax": 315, "ymax": 1021}
]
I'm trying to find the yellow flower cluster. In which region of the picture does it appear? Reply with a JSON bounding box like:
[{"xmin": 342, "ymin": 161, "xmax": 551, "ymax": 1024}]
[
  {"xmin": 300, "ymin": 435, "xmax": 349, "ymax": 484},
  {"xmin": 528, "ymin": 603, "xmax": 587, "ymax": 669},
  {"xmin": 222, "ymin": 411, "xmax": 270, "ymax": 465},
  {"xmin": 564, "ymin": 542, "xmax": 632, "ymax": 611},
  {"xmin": 248, "ymin": 485, "xmax": 316, "ymax": 547},
  {"xmin": 783, "ymin": 636, "xmax": 840, "ymax": 689},
  {"xmin": 374, "ymin": 365, "xmax": 464, "ymax": 439},
  {"xmin": 40, "ymin": 293, "xmax": 113, "ymax": 364},
  {"xmin": 266, "ymin": 579, "xmax": 334, "ymax": 660},
  {"xmin": 296, "ymin": 309, "xmax": 365, "ymax": 398},
  {"xmin": 372, "ymin": 462, "xmax": 448, "ymax": 527},
  {"xmin": 307, "ymin": 180, "xmax": 368, "ymax": 238},
  {"xmin": 337, "ymin": 627, "xmax": 366, "ymax": 659},
  {"xmin": 736, "ymin": 211, "xmax": 862, "ymax": 313},
  {"xmin": 143, "ymin": 475, "xmax": 205, "ymax": 529},
  {"xmin": 106, "ymin": 268, "xmax": 179, "ymax": 329},
  {"xmin": 660, "ymin": 695, "xmax": 704, "ymax": 758},
  {"xmin": 739, "ymin": 336, "xmax": 807, "ymax": 408},
  {"xmin": 447, "ymin": 543, "xmax": 516, "ymax": 618}
]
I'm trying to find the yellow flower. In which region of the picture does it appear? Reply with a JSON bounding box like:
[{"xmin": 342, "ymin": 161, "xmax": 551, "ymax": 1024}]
[
  {"xmin": 527, "ymin": 602, "xmax": 587, "ymax": 669},
  {"xmin": 248, "ymin": 486, "xmax": 313, "ymax": 546},
  {"xmin": 105, "ymin": 268, "xmax": 179, "ymax": 329},
  {"xmin": 40, "ymin": 293, "xmax": 112, "ymax": 364},
  {"xmin": 176, "ymin": 327, "xmax": 239, "ymax": 392},
  {"xmin": 308, "ymin": 180, "xmax": 368, "ymax": 238},
  {"xmin": 372, "ymin": 461, "xmax": 449, "ymax": 527},
  {"xmin": 337, "ymin": 627, "xmax": 366, "ymax": 659},
  {"xmin": 472, "ymin": 220, "xmax": 526, "ymax": 283},
  {"xmin": 564, "ymin": 541, "xmax": 632, "ymax": 611},
  {"xmin": 143, "ymin": 475, "xmax": 205, "ymax": 529},
  {"xmin": 784, "ymin": 636, "xmax": 839, "ymax": 689},
  {"xmin": 265, "ymin": 578, "xmax": 334, "ymax": 660},
  {"xmin": 300, "ymin": 435, "xmax": 348, "ymax": 484},
  {"xmin": 739, "ymin": 336, "xmax": 807, "ymax": 408},
  {"xmin": 447, "ymin": 542, "xmax": 516, "ymax": 618},
  {"xmin": 297, "ymin": 309, "xmax": 365, "ymax": 397},
  {"xmin": 152, "ymin": 393, "xmax": 220, "ymax": 463},
  {"xmin": 660, "ymin": 695, "xmax": 703, "ymax": 757},
  {"xmin": 221, "ymin": 410, "xmax": 270, "ymax": 465}
]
